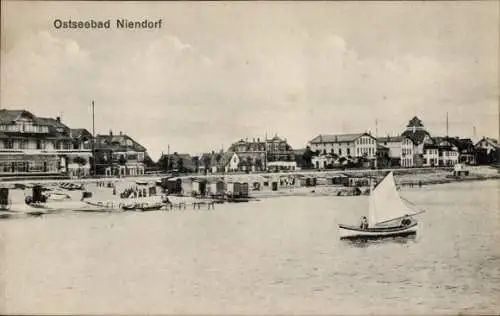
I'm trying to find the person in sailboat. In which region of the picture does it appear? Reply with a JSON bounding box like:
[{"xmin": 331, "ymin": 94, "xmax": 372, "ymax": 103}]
[
  {"xmin": 360, "ymin": 216, "xmax": 369, "ymax": 230},
  {"xmin": 401, "ymin": 215, "xmax": 411, "ymax": 226}
]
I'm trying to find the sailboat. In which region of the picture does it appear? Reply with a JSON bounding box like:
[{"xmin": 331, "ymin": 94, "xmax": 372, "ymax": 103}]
[{"xmin": 338, "ymin": 171, "xmax": 424, "ymax": 240}]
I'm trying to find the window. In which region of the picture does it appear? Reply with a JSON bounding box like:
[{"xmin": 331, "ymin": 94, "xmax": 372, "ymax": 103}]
[
  {"xmin": 4, "ymin": 139, "xmax": 13, "ymax": 149},
  {"xmin": 347, "ymin": 148, "xmax": 350, "ymax": 156},
  {"xmin": 339, "ymin": 148, "xmax": 342, "ymax": 156},
  {"xmin": 19, "ymin": 140, "xmax": 28, "ymax": 149},
  {"xmin": 29, "ymin": 161, "xmax": 44, "ymax": 172}
]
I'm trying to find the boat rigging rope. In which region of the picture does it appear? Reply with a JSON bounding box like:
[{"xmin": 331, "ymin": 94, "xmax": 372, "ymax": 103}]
[{"xmin": 401, "ymin": 196, "xmax": 426, "ymax": 213}]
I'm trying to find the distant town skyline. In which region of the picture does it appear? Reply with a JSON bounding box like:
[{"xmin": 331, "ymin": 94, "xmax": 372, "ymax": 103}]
[{"xmin": 1, "ymin": 1, "xmax": 498, "ymax": 160}]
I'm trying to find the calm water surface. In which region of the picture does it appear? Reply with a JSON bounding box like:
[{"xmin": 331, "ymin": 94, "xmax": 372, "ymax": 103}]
[{"xmin": 1, "ymin": 180, "xmax": 499, "ymax": 314}]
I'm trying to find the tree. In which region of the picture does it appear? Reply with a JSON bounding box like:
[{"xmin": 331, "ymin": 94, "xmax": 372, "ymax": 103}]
[
  {"xmin": 302, "ymin": 146, "xmax": 314, "ymax": 169},
  {"xmin": 488, "ymin": 149, "xmax": 499, "ymax": 165},
  {"xmin": 246, "ymin": 156, "xmax": 253, "ymax": 167},
  {"xmin": 157, "ymin": 155, "xmax": 168, "ymax": 171},
  {"xmin": 202, "ymin": 154, "xmax": 211, "ymax": 175},
  {"xmin": 177, "ymin": 156, "xmax": 184, "ymax": 172},
  {"xmin": 192, "ymin": 156, "xmax": 200, "ymax": 173},
  {"xmin": 143, "ymin": 154, "xmax": 156, "ymax": 168}
]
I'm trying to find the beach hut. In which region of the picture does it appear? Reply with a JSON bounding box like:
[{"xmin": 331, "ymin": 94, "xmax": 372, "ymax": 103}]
[
  {"xmin": 208, "ymin": 180, "xmax": 224, "ymax": 197},
  {"xmin": 192, "ymin": 179, "xmax": 208, "ymax": 197},
  {"xmin": 331, "ymin": 174, "xmax": 349, "ymax": 186},
  {"xmin": 164, "ymin": 177, "xmax": 183, "ymax": 195},
  {"xmin": 0, "ymin": 188, "xmax": 9, "ymax": 208}
]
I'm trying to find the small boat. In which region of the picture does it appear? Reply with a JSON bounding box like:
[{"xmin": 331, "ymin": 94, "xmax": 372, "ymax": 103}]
[
  {"xmin": 338, "ymin": 171, "xmax": 424, "ymax": 241},
  {"xmin": 137, "ymin": 203, "xmax": 164, "ymax": 211},
  {"xmin": 121, "ymin": 203, "xmax": 137, "ymax": 211}
]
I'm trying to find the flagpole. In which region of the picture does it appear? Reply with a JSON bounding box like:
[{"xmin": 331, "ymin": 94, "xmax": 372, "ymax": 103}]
[{"xmin": 91, "ymin": 101, "xmax": 96, "ymax": 176}]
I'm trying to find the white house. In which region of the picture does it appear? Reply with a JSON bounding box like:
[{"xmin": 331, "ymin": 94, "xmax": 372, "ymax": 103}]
[
  {"xmin": 311, "ymin": 155, "xmax": 337, "ymax": 169},
  {"xmin": 423, "ymin": 139, "xmax": 459, "ymax": 167},
  {"xmin": 377, "ymin": 136, "xmax": 415, "ymax": 167},
  {"xmin": 475, "ymin": 137, "xmax": 498, "ymax": 155},
  {"xmin": 435, "ymin": 139, "xmax": 459, "ymax": 166},
  {"xmin": 224, "ymin": 152, "xmax": 240, "ymax": 173},
  {"xmin": 309, "ymin": 132, "xmax": 377, "ymax": 160},
  {"xmin": 0, "ymin": 109, "xmax": 92, "ymax": 176},
  {"xmin": 423, "ymin": 145, "xmax": 439, "ymax": 167}
]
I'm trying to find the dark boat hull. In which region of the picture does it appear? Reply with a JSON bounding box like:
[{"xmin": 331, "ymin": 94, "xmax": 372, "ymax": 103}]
[{"xmin": 338, "ymin": 221, "xmax": 418, "ymax": 240}]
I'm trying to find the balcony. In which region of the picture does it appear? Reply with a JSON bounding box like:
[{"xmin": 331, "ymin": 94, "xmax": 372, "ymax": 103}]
[{"xmin": 0, "ymin": 148, "xmax": 92, "ymax": 156}]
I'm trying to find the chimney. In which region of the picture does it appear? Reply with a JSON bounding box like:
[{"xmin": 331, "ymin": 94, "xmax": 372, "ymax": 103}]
[
  {"xmin": 109, "ymin": 130, "xmax": 113, "ymax": 136},
  {"xmin": 56, "ymin": 116, "xmax": 61, "ymax": 123},
  {"xmin": 120, "ymin": 131, "xmax": 123, "ymax": 136}
]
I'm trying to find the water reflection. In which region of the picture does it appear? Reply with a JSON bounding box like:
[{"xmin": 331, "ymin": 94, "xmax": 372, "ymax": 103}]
[{"xmin": 342, "ymin": 234, "xmax": 418, "ymax": 248}]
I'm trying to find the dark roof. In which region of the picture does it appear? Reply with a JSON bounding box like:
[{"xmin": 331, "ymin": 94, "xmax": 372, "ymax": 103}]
[
  {"xmin": 0, "ymin": 109, "xmax": 35, "ymax": 123},
  {"xmin": 229, "ymin": 136, "xmax": 292, "ymax": 152},
  {"xmin": 70, "ymin": 128, "xmax": 91, "ymax": 139},
  {"xmin": 406, "ymin": 116, "xmax": 424, "ymax": 128},
  {"xmin": 95, "ymin": 133, "xmax": 147, "ymax": 152},
  {"xmin": 0, "ymin": 109, "xmax": 84, "ymax": 141},
  {"xmin": 0, "ymin": 109, "xmax": 66, "ymax": 129},
  {"xmin": 377, "ymin": 136, "xmax": 405, "ymax": 143},
  {"xmin": 310, "ymin": 133, "xmax": 374, "ymax": 144},
  {"xmin": 401, "ymin": 129, "xmax": 432, "ymax": 145},
  {"xmin": 476, "ymin": 137, "xmax": 499, "ymax": 148}
]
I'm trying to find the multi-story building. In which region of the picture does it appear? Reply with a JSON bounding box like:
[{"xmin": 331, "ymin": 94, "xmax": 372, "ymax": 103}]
[
  {"xmin": 423, "ymin": 138, "xmax": 459, "ymax": 167},
  {"xmin": 439, "ymin": 137, "xmax": 476, "ymax": 165},
  {"xmin": 377, "ymin": 135, "xmax": 415, "ymax": 167},
  {"xmin": 401, "ymin": 116, "xmax": 434, "ymax": 167},
  {"xmin": 423, "ymin": 144, "xmax": 439, "ymax": 167},
  {"xmin": 0, "ymin": 109, "xmax": 92, "ymax": 177},
  {"xmin": 227, "ymin": 135, "xmax": 295, "ymax": 172},
  {"xmin": 309, "ymin": 132, "xmax": 377, "ymax": 163},
  {"xmin": 94, "ymin": 131, "xmax": 147, "ymax": 177},
  {"xmin": 475, "ymin": 137, "xmax": 499, "ymax": 165}
]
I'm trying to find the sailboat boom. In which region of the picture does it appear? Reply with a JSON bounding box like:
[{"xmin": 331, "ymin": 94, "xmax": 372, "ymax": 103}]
[{"xmin": 376, "ymin": 210, "xmax": 426, "ymax": 225}]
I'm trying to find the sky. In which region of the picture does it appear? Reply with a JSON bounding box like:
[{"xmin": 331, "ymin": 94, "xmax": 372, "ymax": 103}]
[{"xmin": 1, "ymin": 1, "xmax": 498, "ymax": 161}]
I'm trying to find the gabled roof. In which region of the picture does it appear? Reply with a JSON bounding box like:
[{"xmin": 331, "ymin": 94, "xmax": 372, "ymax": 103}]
[
  {"xmin": 310, "ymin": 133, "xmax": 373, "ymax": 144},
  {"xmin": 95, "ymin": 133, "xmax": 147, "ymax": 152},
  {"xmin": 406, "ymin": 116, "xmax": 424, "ymax": 128},
  {"xmin": 476, "ymin": 137, "xmax": 499, "ymax": 148},
  {"xmin": 218, "ymin": 152, "xmax": 237, "ymax": 167},
  {"xmin": 401, "ymin": 129, "xmax": 432, "ymax": 145},
  {"xmin": 0, "ymin": 109, "xmax": 37, "ymax": 123},
  {"xmin": 70, "ymin": 128, "xmax": 92, "ymax": 139}
]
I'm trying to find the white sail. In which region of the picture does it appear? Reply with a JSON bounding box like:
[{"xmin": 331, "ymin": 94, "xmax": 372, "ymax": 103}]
[{"xmin": 368, "ymin": 172, "xmax": 415, "ymax": 227}]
